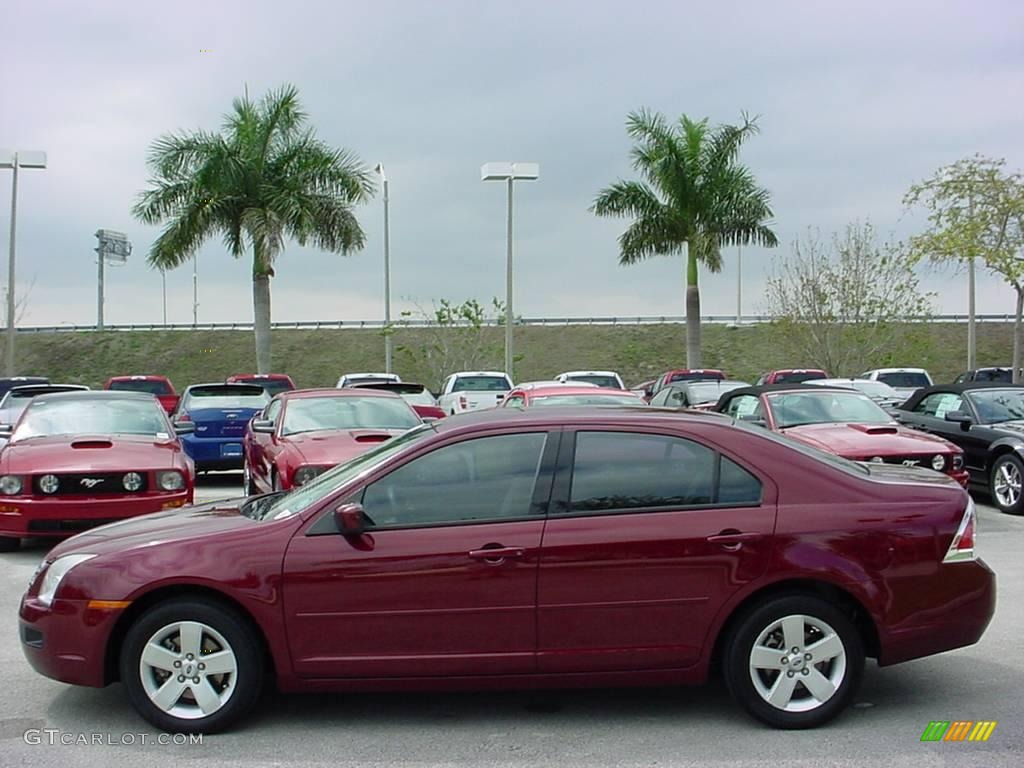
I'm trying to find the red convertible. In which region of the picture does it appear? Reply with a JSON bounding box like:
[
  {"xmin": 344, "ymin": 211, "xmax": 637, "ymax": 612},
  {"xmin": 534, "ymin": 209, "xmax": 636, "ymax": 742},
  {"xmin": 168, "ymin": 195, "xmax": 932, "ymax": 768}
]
[
  {"xmin": 716, "ymin": 384, "xmax": 969, "ymax": 486},
  {"xmin": 0, "ymin": 391, "xmax": 194, "ymax": 550},
  {"xmin": 243, "ymin": 388, "xmax": 422, "ymax": 494}
]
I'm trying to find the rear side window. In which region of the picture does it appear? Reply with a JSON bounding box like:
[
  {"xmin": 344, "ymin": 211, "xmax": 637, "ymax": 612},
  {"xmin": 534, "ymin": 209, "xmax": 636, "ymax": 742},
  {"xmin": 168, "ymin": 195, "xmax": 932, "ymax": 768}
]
[{"xmin": 565, "ymin": 431, "xmax": 761, "ymax": 513}]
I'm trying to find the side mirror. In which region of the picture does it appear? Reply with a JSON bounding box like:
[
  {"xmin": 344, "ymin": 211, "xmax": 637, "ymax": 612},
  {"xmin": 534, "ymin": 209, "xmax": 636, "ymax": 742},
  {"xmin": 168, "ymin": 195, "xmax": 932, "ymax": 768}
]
[
  {"xmin": 944, "ymin": 410, "xmax": 973, "ymax": 431},
  {"xmin": 739, "ymin": 414, "xmax": 767, "ymax": 427},
  {"xmin": 334, "ymin": 502, "xmax": 366, "ymax": 535},
  {"xmin": 172, "ymin": 421, "xmax": 195, "ymax": 434},
  {"xmin": 251, "ymin": 419, "xmax": 275, "ymax": 434}
]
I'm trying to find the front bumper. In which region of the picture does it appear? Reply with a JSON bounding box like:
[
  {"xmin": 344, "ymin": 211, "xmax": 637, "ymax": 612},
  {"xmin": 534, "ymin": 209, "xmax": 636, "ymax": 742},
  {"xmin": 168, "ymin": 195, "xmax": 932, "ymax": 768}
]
[
  {"xmin": 0, "ymin": 491, "xmax": 190, "ymax": 538},
  {"xmin": 878, "ymin": 557, "xmax": 996, "ymax": 666},
  {"xmin": 19, "ymin": 596, "xmax": 122, "ymax": 687}
]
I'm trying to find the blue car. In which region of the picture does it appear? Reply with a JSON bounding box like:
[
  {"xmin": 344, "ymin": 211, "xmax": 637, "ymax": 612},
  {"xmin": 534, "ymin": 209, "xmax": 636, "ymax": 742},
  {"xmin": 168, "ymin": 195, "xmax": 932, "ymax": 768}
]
[{"xmin": 175, "ymin": 383, "xmax": 271, "ymax": 472}]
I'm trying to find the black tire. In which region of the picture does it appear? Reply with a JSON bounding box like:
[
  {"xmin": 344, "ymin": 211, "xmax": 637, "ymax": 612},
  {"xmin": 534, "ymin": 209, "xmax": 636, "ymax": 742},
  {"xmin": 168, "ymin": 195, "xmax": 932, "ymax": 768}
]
[
  {"xmin": 723, "ymin": 594, "xmax": 864, "ymax": 729},
  {"xmin": 120, "ymin": 597, "xmax": 264, "ymax": 734},
  {"xmin": 989, "ymin": 453, "xmax": 1024, "ymax": 515},
  {"xmin": 0, "ymin": 536, "xmax": 19, "ymax": 552}
]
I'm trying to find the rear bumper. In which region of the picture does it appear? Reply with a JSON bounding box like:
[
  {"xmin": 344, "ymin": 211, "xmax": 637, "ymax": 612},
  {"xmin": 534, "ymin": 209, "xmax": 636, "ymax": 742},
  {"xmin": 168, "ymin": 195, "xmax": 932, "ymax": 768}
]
[
  {"xmin": 0, "ymin": 492, "xmax": 190, "ymax": 538},
  {"xmin": 878, "ymin": 558, "xmax": 996, "ymax": 666},
  {"xmin": 20, "ymin": 596, "xmax": 118, "ymax": 687},
  {"xmin": 180, "ymin": 435, "xmax": 245, "ymax": 469}
]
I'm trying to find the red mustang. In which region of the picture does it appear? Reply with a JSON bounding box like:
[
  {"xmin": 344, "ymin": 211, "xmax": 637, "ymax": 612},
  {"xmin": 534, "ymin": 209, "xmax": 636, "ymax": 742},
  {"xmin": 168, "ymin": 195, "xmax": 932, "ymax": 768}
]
[
  {"xmin": 0, "ymin": 391, "xmax": 194, "ymax": 551},
  {"xmin": 19, "ymin": 407, "xmax": 992, "ymax": 734},
  {"xmin": 243, "ymin": 388, "xmax": 422, "ymax": 494},
  {"xmin": 716, "ymin": 384, "xmax": 970, "ymax": 486}
]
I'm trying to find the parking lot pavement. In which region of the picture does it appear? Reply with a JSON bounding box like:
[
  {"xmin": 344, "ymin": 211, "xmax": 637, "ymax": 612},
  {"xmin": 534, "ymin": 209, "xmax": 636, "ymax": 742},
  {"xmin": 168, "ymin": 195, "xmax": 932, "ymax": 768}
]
[{"xmin": 1, "ymin": 491, "xmax": 1022, "ymax": 768}]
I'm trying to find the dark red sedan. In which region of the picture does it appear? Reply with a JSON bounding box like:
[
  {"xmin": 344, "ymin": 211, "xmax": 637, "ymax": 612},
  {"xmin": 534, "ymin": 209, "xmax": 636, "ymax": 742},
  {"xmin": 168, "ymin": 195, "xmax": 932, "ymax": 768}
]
[
  {"xmin": 19, "ymin": 408, "xmax": 993, "ymax": 734},
  {"xmin": 242, "ymin": 388, "xmax": 422, "ymax": 493},
  {"xmin": 0, "ymin": 391, "xmax": 194, "ymax": 551}
]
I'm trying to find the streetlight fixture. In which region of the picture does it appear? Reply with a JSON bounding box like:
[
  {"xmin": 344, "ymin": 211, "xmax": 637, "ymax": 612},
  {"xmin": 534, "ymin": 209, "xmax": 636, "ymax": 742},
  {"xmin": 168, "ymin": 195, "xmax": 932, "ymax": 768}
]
[
  {"xmin": 0, "ymin": 149, "xmax": 47, "ymax": 375},
  {"xmin": 481, "ymin": 162, "xmax": 539, "ymax": 381},
  {"xmin": 375, "ymin": 164, "xmax": 392, "ymax": 374},
  {"xmin": 95, "ymin": 229, "xmax": 132, "ymax": 329}
]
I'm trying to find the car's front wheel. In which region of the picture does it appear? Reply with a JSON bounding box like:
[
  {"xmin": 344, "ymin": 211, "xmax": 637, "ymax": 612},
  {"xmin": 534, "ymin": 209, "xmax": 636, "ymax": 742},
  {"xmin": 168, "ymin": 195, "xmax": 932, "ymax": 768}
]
[
  {"xmin": 723, "ymin": 595, "xmax": 864, "ymax": 729},
  {"xmin": 990, "ymin": 453, "xmax": 1024, "ymax": 514},
  {"xmin": 120, "ymin": 597, "xmax": 264, "ymax": 733}
]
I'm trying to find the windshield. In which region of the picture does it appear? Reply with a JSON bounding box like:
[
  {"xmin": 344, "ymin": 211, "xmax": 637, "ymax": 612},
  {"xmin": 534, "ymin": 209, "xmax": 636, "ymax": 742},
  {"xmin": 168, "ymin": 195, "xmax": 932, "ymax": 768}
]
[
  {"xmin": 257, "ymin": 424, "xmax": 435, "ymax": 521},
  {"xmin": 108, "ymin": 379, "xmax": 172, "ymax": 395},
  {"xmin": 451, "ymin": 376, "xmax": 511, "ymax": 392},
  {"xmin": 182, "ymin": 386, "xmax": 269, "ymax": 411},
  {"xmin": 281, "ymin": 396, "xmax": 421, "ymax": 435},
  {"xmin": 877, "ymin": 372, "xmax": 930, "ymax": 388},
  {"xmin": 13, "ymin": 398, "xmax": 170, "ymax": 440},
  {"xmin": 766, "ymin": 391, "xmax": 893, "ymax": 428},
  {"xmin": 531, "ymin": 393, "xmax": 641, "ymax": 407},
  {"xmin": 565, "ymin": 374, "xmax": 621, "ymax": 388},
  {"xmin": 967, "ymin": 389, "xmax": 1024, "ymax": 424}
]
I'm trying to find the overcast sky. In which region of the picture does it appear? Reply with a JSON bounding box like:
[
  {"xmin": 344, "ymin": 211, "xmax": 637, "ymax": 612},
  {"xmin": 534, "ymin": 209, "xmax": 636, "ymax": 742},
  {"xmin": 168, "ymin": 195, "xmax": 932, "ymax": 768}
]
[{"xmin": 3, "ymin": 0, "xmax": 1023, "ymax": 326}]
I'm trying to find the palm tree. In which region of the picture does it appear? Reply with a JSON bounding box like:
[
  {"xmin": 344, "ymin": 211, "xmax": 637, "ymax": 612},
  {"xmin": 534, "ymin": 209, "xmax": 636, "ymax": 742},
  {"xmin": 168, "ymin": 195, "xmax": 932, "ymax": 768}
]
[
  {"xmin": 592, "ymin": 109, "xmax": 778, "ymax": 367},
  {"xmin": 133, "ymin": 84, "xmax": 374, "ymax": 372}
]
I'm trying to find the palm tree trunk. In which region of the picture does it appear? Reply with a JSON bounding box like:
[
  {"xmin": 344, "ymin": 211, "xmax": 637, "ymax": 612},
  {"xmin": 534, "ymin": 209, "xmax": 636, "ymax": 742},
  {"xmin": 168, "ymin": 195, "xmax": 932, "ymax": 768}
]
[
  {"xmin": 685, "ymin": 245, "xmax": 701, "ymax": 368},
  {"xmin": 1013, "ymin": 284, "xmax": 1023, "ymax": 384},
  {"xmin": 253, "ymin": 273, "xmax": 272, "ymax": 374}
]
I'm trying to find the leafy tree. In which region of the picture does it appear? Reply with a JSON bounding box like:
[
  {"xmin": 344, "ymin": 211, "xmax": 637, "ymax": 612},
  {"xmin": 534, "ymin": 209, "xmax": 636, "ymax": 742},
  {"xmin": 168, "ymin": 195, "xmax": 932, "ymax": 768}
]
[
  {"xmin": 592, "ymin": 109, "xmax": 777, "ymax": 367},
  {"xmin": 764, "ymin": 222, "xmax": 934, "ymax": 376},
  {"xmin": 133, "ymin": 84, "xmax": 373, "ymax": 372},
  {"xmin": 904, "ymin": 156, "xmax": 1024, "ymax": 380}
]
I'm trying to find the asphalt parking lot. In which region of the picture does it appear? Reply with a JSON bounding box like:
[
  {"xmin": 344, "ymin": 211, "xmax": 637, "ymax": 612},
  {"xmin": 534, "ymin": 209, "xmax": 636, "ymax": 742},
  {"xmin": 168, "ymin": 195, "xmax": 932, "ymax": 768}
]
[{"xmin": 1, "ymin": 475, "xmax": 1021, "ymax": 767}]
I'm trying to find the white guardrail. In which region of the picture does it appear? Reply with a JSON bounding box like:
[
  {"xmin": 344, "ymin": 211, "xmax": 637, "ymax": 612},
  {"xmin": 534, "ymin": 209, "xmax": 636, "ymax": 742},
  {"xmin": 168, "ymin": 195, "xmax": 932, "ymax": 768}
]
[{"xmin": 5, "ymin": 314, "xmax": 1016, "ymax": 333}]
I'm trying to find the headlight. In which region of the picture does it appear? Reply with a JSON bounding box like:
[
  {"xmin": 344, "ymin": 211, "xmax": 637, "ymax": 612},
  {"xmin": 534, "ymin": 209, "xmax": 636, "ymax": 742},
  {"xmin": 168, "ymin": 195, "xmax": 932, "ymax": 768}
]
[
  {"xmin": 953, "ymin": 454, "xmax": 964, "ymax": 470},
  {"xmin": 156, "ymin": 471, "xmax": 185, "ymax": 491},
  {"xmin": 122, "ymin": 472, "xmax": 144, "ymax": 491},
  {"xmin": 293, "ymin": 466, "xmax": 325, "ymax": 486},
  {"xmin": 38, "ymin": 474, "xmax": 60, "ymax": 494},
  {"xmin": 37, "ymin": 554, "xmax": 97, "ymax": 607},
  {"xmin": 931, "ymin": 454, "xmax": 946, "ymax": 471},
  {"xmin": 0, "ymin": 475, "xmax": 23, "ymax": 495}
]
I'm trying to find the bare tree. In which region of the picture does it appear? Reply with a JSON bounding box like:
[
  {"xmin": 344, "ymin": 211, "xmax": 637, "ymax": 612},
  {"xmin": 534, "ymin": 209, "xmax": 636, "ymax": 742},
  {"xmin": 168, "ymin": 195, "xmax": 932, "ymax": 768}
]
[{"xmin": 764, "ymin": 223, "xmax": 934, "ymax": 376}]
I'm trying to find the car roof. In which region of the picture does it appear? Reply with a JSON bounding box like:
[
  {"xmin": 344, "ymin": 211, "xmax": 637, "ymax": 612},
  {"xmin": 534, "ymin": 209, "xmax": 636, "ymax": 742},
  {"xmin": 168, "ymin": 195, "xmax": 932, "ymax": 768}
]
[
  {"xmin": 558, "ymin": 370, "xmax": 621, "ymax": 377},
  {"xmin": 812, "ymin": 378, "xmax": 889, "ymax": 387},
  {"xmin": 864, "ymin": 367, "xmax": 929, "ymax": 374},
  {"xmin": 279, "ymin": 387, "xmax": 404, "ymax": 400},
  {"xmin": 900, "ymin": 382, "xmax": 1024, "ymax": 410},
  {"xmin": 16, "ymin": 390, "xmax": 157, "ymax": 403},
  {"xmin": 450, "ymin": 371, "xmax": 509, "ymax": 378},
  {"xmin": 715, "ymin": 382, "xmax": 861, "ymax": 405},
  {"xmin": 428, "ymin": 404, "xmax": 732, "ymax": 433},
  {"xmin": 766, "ymin": 368, "xmax": 827, "ymax": 374},
  {"xmin": 183, "ymin": 382, "xmax": 267, "ymax": 394},
  {"xmin": 524, "ymin": 386, "xmax": 637, "ymax": 397},
  {"xmin": 5, "ymin": 384, "xmax": 89, "ymax": 397},
  {"xmin": 107, "ymin": 374, "xmax": 170, "ymax": 381},
  {"xmin": 663, "ymin": 379, "xmax": 750, "ymax": 390},
  {"xmin": 341, "ymin": 372, "xmax": 397, "ymax": 378},
  {"xmin": 228, "ymin": 373, "xmax": 293, "ymax": 380}
]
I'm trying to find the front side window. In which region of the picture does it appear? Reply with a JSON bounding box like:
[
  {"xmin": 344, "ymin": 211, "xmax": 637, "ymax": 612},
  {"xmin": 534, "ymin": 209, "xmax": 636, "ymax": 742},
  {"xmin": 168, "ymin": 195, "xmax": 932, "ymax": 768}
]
[
  {"xmin": 361, "ymin": 433, "xmax": 548, "ymax": 527},
  {"xmin": 914, "ymin": 392, "xmax": 963, "ymax": 418},
  {"xmin": 967, "ymin": 389, "xmax": 1024, "ymax": 424},
  {"xmin": 503, "ymin": 395, "xmax": 526, "ymax": 407},
  {"xmin": 264, "ymin": 399, "xmax": 283, "ymax": 423},
  {"xmin": 724, "ymin": 394, "xmax": 761, "ymax": 419},
  {"xmin": 566, "ymin": 431, "xmax": 755, "ymax": 513}
]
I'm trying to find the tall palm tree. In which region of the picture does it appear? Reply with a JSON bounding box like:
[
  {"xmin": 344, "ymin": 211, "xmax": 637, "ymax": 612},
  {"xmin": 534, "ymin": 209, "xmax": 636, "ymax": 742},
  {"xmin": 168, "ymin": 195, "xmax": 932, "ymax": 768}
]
[
  {"xmin": 133, "ymin": 84, "xmax": 374, "ymax": 372},
  {"xmin": 593, "ymin": 109, "xmax": 778, "ymax": 367}
]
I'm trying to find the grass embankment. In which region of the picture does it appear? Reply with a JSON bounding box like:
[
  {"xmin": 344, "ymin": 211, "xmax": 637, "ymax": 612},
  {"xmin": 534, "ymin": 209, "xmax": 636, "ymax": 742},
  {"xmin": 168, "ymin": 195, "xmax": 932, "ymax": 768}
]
[{"xmin": 6, "ymin": 322, "xmax": 1013, "ymax": 391}]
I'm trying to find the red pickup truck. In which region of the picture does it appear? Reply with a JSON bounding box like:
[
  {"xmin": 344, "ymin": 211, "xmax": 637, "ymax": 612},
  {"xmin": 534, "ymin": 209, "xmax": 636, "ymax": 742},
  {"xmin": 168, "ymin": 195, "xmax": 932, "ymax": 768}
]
[{"xmin": 103, "ymin": 375, "xmax": 179, "ymax": 414}]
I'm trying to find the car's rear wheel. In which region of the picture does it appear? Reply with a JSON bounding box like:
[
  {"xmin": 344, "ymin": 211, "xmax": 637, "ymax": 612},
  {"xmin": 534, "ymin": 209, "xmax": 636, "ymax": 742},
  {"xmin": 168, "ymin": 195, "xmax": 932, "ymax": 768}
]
[
  {"xmin": 990, "ymin": 453, "xmax": 1024, "ymax": 514},
  {"xmin": 0, "ymin": 536, "xmax": 19, "ymax": 552},
  {"xmin": 724, "ymin": 595, "xmax": 864, "ymax": 729},
  {"xmin": 120, "ymin": 597, "xmax": 264, "ymax": 733}
]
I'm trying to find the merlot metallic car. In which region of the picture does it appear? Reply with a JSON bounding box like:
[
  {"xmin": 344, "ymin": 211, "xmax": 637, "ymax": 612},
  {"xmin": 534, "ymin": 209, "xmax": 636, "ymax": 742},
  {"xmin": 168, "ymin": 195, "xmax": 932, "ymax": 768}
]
[{"xmin": 20, "ymin": 408, "xmax": 993, "ymax": 734}]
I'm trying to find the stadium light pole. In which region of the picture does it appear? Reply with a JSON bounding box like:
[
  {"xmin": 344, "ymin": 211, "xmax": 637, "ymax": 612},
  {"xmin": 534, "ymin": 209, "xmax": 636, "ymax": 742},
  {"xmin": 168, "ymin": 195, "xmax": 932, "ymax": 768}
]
[
  {"xmin": 0, "ymin": 149, "xmax": 47, "ymax": 376},
  {"xmin": 481, "ymin": 162, "xmax": 539, "ymax": 382},
  {"xmin": 375, "ymin": 164, "xmax": 392, "ymax": 373}
]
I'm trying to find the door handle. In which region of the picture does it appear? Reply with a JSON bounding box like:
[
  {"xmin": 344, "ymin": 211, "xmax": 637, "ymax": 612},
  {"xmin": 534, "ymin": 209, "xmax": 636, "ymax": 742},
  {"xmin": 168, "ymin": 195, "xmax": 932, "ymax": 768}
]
[
  {"xmin": 706, "ymin": 531, "xmax": 763, "ymax": 547},
  {"xmin": 468, "ymin": 546, "xmax": 525, "ymax": 564}
]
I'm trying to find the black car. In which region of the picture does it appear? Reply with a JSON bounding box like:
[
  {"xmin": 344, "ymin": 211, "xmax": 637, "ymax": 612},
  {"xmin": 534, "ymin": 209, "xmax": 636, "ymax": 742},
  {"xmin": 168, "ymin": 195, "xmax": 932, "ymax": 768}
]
[
  {"xmin": 895, "ymin": 383, "xmax": 1024, "ymax": 514},
  {"xmin": 953, "ymin": 368, "xmax": 1020, "ymax": 384},
  {"xmin": 0, "ymin": 376, "xmax": 49, "ymax": 399}
]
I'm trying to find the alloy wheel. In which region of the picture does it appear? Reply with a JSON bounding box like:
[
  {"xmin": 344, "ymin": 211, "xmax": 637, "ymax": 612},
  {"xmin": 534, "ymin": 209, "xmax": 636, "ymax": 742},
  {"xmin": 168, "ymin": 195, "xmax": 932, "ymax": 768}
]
[{"xmin": 993, "ymin": 459, "xmax": 1022, "ymax": 510}]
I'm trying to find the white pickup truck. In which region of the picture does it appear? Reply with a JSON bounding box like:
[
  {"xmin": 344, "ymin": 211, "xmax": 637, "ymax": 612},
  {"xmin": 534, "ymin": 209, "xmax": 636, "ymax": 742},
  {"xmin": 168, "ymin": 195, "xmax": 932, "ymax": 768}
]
[{"xmin": 437, "ymin": 371, "xmax": 513, "ymax": 415}]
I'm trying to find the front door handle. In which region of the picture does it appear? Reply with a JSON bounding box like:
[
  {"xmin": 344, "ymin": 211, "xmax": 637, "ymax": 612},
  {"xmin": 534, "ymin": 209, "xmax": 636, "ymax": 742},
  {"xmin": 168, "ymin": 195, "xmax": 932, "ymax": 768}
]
[
  {"xmin": 468, "ymin": 546, "xmax": 525, "ymax": 564},
  {"xmin": 706, "ymin": 531, "xmax": 764, "ymax": 548}
]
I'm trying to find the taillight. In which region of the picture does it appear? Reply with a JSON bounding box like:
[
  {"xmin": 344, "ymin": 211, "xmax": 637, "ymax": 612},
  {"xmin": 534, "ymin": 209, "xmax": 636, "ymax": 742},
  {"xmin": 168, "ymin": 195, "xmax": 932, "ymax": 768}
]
[{"xmin": 943, "ymin": 497, "xmax": 977, "ymax": 563}]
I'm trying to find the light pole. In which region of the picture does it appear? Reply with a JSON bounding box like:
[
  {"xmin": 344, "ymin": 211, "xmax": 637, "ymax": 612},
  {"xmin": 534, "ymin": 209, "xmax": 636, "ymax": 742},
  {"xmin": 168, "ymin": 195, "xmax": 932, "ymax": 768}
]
[
  {"xmin": 160, "ymin": 268, "xmax": 167, "ymax": 325},
  {"xmin": 481, "ymin": 162, "xmax": 539, "ymax": 381},
  {"xmin": 736, "ymin": 244, "xmax": 743, "ymax": 325},
  {"xmin": 0, "ymin": 149, "xmax": 47, "ymax": 375},
  {"xmin": 192, "ymin": 253, "xmax": 199, "ymax": 325},
  {"xmin": 95, "ymin": 230, "xmax": 132, "ymax": 330},
  {"xmin": 375, "ymin": 164, "xmax": 393, "ymax": 373}
]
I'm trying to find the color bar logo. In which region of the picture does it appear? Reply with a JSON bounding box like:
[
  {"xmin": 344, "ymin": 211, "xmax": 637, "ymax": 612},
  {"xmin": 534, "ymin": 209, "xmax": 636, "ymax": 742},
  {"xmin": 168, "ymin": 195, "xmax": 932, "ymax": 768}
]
[{"xmin": 921, "ymin": 721, "xmax": 997, "ymax": 742}]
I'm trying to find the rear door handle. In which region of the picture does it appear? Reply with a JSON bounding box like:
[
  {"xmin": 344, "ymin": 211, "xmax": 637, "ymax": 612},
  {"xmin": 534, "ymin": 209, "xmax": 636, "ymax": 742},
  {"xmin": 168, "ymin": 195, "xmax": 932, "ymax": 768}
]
[
  {"xmin": 706, "ymin": 531, "xmax": 764, "ymax": 546},
  {"xmin": 468, "ymin": 547, "xmax": 525, "ymax": 564}
]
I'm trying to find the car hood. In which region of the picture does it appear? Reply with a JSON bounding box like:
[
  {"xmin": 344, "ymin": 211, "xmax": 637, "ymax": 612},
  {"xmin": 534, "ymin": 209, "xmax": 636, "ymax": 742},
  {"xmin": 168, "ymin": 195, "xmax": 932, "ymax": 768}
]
[
  {"xmin": 46, "ymin": 496, "xmax": 260, "ymax": 559},
  {"xmin": 281, "ymin": 429, "xmax": 405, "ymax": 466},
  {"xmin": 780, "ymin": 422, "xmax": 955, "ymax": 457},
  {"xmin": 1, "ymin": 434, "xmax": 184, "ymax": 474},
  {"xmin": 988, "ymin": 420, "xmax": 1024, "ymax": 436}
]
